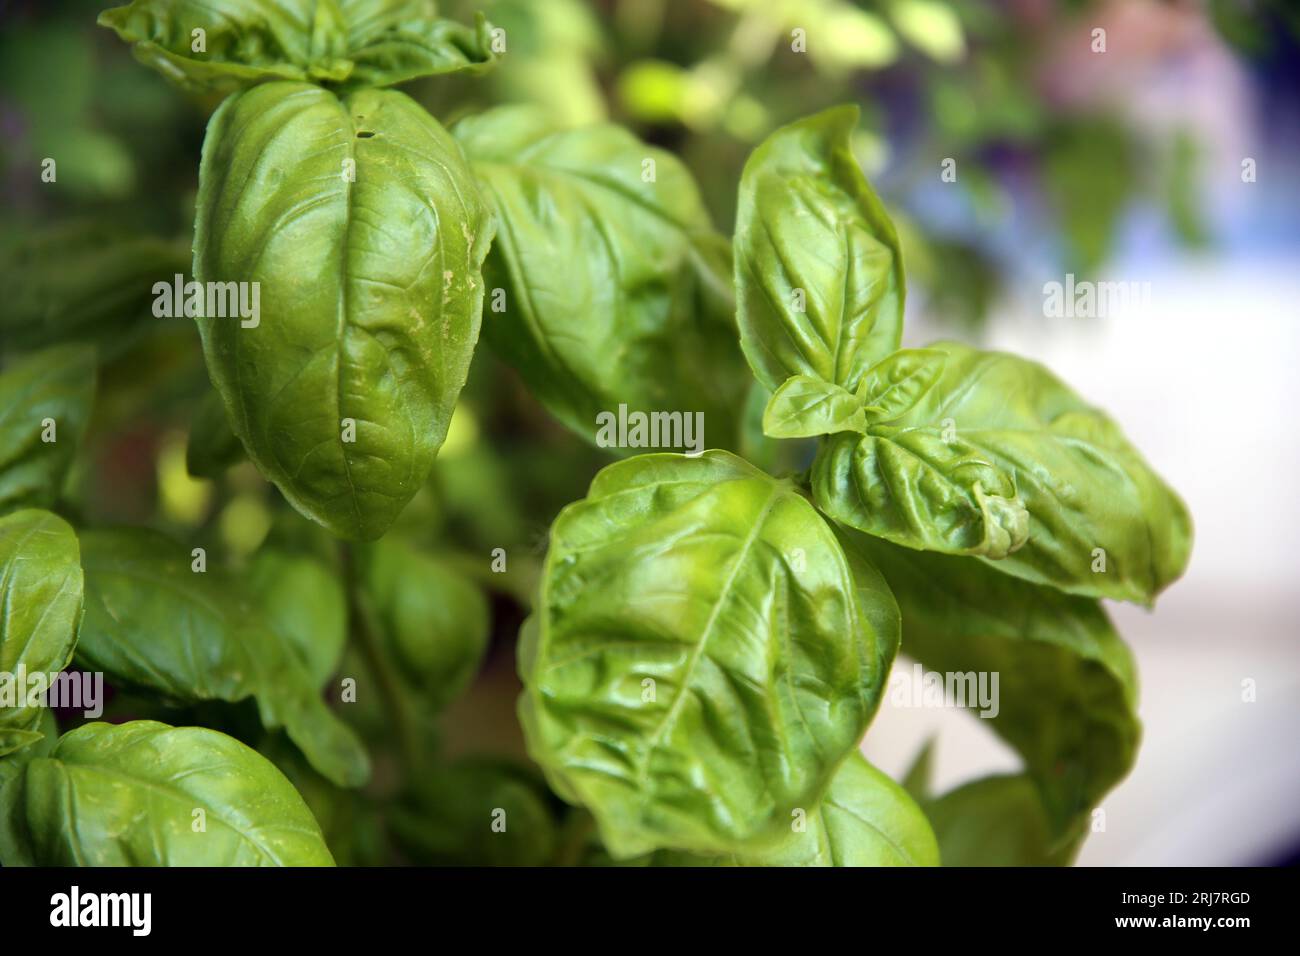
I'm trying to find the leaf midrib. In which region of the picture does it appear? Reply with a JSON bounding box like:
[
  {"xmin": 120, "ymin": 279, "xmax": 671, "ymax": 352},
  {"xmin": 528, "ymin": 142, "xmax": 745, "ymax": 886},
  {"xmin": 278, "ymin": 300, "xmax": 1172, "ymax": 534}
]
[{"xmin": 632, "ymin": 483, "xmax": 782, "ymax": 790}]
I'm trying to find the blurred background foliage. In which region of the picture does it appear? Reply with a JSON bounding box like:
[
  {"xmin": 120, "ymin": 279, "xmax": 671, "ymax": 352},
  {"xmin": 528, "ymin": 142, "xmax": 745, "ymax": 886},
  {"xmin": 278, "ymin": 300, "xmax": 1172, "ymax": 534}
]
[{"xmin": 2, "ymin": 0, "xmax": 1295, "ymax": 864}]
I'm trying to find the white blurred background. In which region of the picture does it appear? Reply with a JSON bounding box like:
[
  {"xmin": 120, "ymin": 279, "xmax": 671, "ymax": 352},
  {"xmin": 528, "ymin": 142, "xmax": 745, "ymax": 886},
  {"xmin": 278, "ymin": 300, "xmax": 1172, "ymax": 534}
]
[{"xmin": 863, "ymin": 12, "xmax": 1300, "ymax": 865}]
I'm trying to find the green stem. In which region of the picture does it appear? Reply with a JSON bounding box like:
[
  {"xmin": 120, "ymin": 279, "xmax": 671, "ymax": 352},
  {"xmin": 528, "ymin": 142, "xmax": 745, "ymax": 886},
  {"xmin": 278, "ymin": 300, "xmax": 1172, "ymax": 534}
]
[{"xmin": 339, "ymin": 542, "xmax": 422, "ymax": 775}]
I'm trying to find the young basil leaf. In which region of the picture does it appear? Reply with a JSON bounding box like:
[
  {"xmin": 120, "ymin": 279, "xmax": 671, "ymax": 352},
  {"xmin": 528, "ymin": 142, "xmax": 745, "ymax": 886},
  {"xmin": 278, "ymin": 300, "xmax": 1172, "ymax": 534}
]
[
  {"xmin": 843, "ymin": 531, "xmax": 1139, "ymax": 844},
  {"xmin": 388, "ymin": 758, "xmax": 559, "ymax": 866},
  {"xmin": 0, "ymin": 708, "xmax": 57, "ymax": 793},
  {"xmin": 343, "ymin": 8, "xmax": 498, "ymax": 89},
  {"xmin": 762, "ymin": 375, "xmax": 866, "ymax": 439},
  {"xmin": 75, "ymin": 528, "xmax": 370, "ymax": 787},
  {"xmin": 926, "ymin": 775, "xmax": 1072, "ymax": 867},
  {"xmin": 0, "ymin": 720, "xmax": 334, "ymax": 865},
  {"xmin": 98, "ymin": 1, "xmax": 496, "ymax": 93},
  {"xmin": 0, "ymin": 221, "xmax": 189, "ymax": 356},
  {"xmin": 453, "ymin": 106, "xmax": 748, "ymax": 451},
  {"xmin": 246, "ymin": 549, "xmax": 347, "ymax": 688},
  {"xmin": 98, "ymin": 0, "xmax": 352, "ymax": 92},
  {"xmin": 186, "ymin": 388, "xmax": 245, "ymax": 478},
  {"xmin": 813, "ymin": 341, "xmax": 1192, "ymax": 602},
  {"xmin": 194, "ymin": 81, "xmax": 493, "ymax": 540},
  {"xmin": 656, "ymin": 752, "xmax": 940, "ymax": 867},
  {"xmin": 358, "ymin": 537, "xmax": 489, "ymax": 713},
  {"xmin": 0, "ymin": 345, "xmax": 96, "ymax": 514},
  {"xmin": 0, "ymin": 511, "xmax": 82, "ymax": 758},
  {"xmin": 857, "ymin": 348, "xmax": 947, "ymax": 424},
  {"xmin": 519, "ymin": 450, "xmax": 897, "ymax": 859},
  {"xmin": 734, "ymin": 105, "xmax": 905, "ymax": 393}
]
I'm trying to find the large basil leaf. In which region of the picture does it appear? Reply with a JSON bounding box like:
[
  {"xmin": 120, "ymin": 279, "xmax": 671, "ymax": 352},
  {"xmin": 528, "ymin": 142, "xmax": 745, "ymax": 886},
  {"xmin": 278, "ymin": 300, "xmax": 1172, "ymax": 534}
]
[
  {"xmin": 843, "ymin": 531, "xmax": 1139, "ymax": 849},
  {"xmin": 246, "ymin": 549, "xmax": 347, "ymax": 688},
  {"xmin": 0, "ymin": 345, "xmax": 97, "ymax": 514},
  {"xmin": 519, "ymin": 450, "xmax": 898, "ymax": 858},
  {"xmin": 74, "ymin": 528, "xmax": 369, "ymax": 787},
  {"xmin": 0, "ymin": 221, "xmax": 189, "ymax": 356},
  {"xmin": 813, "ymin": 341, "xmax": 1192, "ymax": 603},
  {"xmin": 453, "ymin": 106, "xmax": 748, "ymax": 451},
  {"xmin": 99, "ymin": 1, "xmax": 495, "ymax": 93},
  {"xmin": 0, "ymin": 511, "xmax": 82, "ymax": 758},
  {"xmin": 656, "ymin": 752, "xmax": 939, "ymax": 866},
  {"xmin": 194, "ymin": 81, "xmax": 493, "ymax": 540},
  {"xmin": 734, "ymin": 105, "xmax": 905, "ymax": 393},
  {"xmin": 359, "ymin": 537, "xmax": 489, "ymax": 713},
  {"xmin": 0, "ymin": 720, "xmax": 333, "ymax": 865}
]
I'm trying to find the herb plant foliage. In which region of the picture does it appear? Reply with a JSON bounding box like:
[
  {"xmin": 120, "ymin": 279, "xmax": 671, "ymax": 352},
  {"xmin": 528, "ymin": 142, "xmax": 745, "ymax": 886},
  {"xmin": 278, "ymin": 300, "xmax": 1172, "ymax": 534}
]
[{"xmin": 0, "ymin": 1, "xmax": 1191, "ymax": 867}]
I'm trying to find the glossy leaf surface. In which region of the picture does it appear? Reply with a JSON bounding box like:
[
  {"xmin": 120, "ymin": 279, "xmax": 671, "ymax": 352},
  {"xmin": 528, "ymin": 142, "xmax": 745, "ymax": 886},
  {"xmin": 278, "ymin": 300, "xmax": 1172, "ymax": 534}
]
[
  {"xmin": 814, "ymin": 341, "xmax": 1192, "ymax": 601},
  {"xmin": 658, "ymin": 752, "xmax": 939, "ymax": 866},
  {"xmin": 454, "ymin": 106, "xmax": 747, "ymax": 450},
  {"xmin": 98, "ymin": 1, "xmax": 494, "ymax": 93},
  {"xmin": 0, "ymin": 721, "xmax": 334, "ymax": 865},
  {"xmin": 194, "ymin": 81, "xmax": 493, "ymax": 540},
  {"xmin": 519, "ymin": 450, "xmax": 897, "ymax": 858},
  {"xmin": 0, "ymin": 511, "xmax": 82, "ymax": 758},
  {"xmin": 734, "ymin": 106, "xmax": 905, "ymax": 393},
  {"xmin": 762, "ymin": 376, "xmax": 865, "ymax": 439}
]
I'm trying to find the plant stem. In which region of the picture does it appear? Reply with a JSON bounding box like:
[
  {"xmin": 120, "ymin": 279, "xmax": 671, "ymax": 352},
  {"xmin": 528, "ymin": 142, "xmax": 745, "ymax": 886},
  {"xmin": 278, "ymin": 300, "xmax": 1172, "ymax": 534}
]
[{"xmin": 339, "ymin": 542, "xmax": 422, "ymax": 776}]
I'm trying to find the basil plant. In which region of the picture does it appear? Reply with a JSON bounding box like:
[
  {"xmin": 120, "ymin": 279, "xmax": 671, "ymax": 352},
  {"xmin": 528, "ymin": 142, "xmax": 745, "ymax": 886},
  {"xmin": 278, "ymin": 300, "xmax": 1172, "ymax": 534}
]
[{"xmin": 0, "ymin": 1, "xmax": 1190, "ymax": 867}]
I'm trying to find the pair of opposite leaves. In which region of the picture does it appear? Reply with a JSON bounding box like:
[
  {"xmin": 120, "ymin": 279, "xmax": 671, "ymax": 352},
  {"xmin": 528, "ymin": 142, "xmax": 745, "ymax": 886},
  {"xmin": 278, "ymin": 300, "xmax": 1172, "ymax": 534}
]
[
  {"xmin": 517, "ymin": 108, "xmax": 1189, "ymax": 863},
  {"xmin": 105, "ymin": 0, "xmax": 744, "ymax": 540}
]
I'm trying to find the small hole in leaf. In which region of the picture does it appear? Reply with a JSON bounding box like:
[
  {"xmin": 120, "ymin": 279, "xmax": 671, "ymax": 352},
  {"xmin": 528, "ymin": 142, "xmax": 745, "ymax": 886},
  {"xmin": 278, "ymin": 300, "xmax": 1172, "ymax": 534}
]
[{"xmin": 356, "ymin": 130, "xmax": 375, "ymax": 138}]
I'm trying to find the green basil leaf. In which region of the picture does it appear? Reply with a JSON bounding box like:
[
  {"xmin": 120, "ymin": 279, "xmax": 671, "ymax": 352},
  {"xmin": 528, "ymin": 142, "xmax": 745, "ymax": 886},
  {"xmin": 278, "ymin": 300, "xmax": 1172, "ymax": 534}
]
[
  {"xmin": 98, "ymin": 1, "xmax": 496, "ymax": 93},
  {"xmin": 813, "ymin": 341, "xmax": 1192, "ymax": 602},
  {"xmin": 194, "ymin": 81, "xmax": 493, "ymax": 540},
  {"xmin": 0, "ymin": 720, "xmax": 334, "ymax": 865},
  {"xmin": 762, "ymin": 375, "xmax": 866, "ymax": 439},
  {"xmin": 388, "ymin": 758, "xmax": 558, "ymax": 866},
  {"xmin": 454, "ymin": 106, "xmax": 748, "ymax": 451},
  {"xmin": 75, "ymin": 528, "xmax": 369, "ymax": 787},
  {"xmin": 843, "ymin": 531, "xmax": 1139, "ymax": 848},
  {"xmin": 856, "ymin": 348, "xmax": 947, "ymax": 423},
  {"xmin": 186, "ymin": 388, "xmax": 245, "ymax": 478},
  {"xmin": 246, "ymin": 549, "xmax": 347, "ymax": 688},
  {"xmin": 0, "ymin": 511, "xmax": 81, "ymax": 757},
  {"xmin": 343, "ymin": 8, "xmax": 497, "ymax": 89},
  {"xmin": 359, "ymin": 537, "xmax": 489, "ymax": 713},
  {"xmin": 0, "ymin": 345, "xmax": 97, "ymax": 514},
  {"xmin": 926, "ymin": 774, "xmax": 1070, "ymax": 867},
  {"xmin": 0, "ymin": 708, "xmax": 57, "ymax": 792},
  {"xmin": 734, "ymin": 105, "xmax": 905, "ymax": 393},
  {"xmin": 0, "ymin": 221, "xmax": 189, "ymax": 356},
  {"xmin": 657, "ymin": 752, "xmax": 939, "ymax": 866},
  {"xmin": 98, "ymin": 0, "xmax": 352, "ymax": 92},
  {"xmin": 519, "ymin": 450, "xmax": 897, "ymax": 858},
  {"xmin": 258, "ymin": 737, "xmax": 389, "ymax": 866}
]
